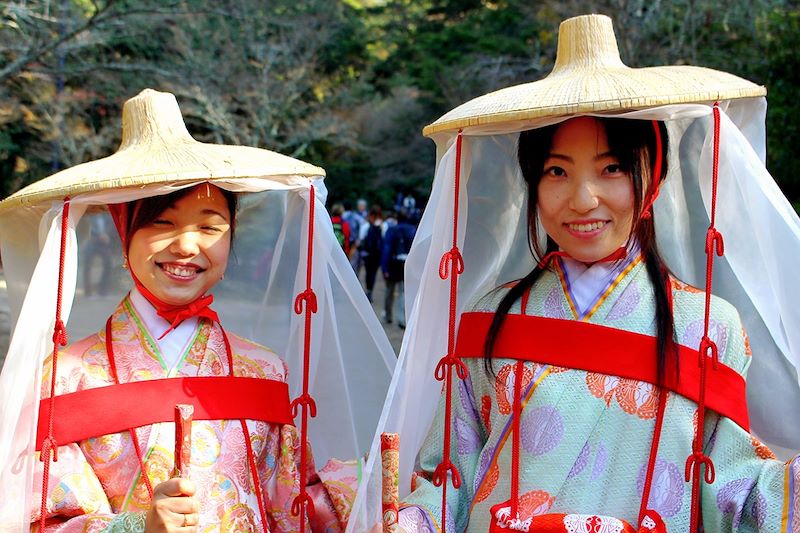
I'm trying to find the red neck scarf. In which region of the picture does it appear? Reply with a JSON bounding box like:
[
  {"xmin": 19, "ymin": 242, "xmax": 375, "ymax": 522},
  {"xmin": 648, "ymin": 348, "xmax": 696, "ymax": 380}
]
[{"xmin": 537, "ymin": 246, "xmax": 628, "ymax": 269}]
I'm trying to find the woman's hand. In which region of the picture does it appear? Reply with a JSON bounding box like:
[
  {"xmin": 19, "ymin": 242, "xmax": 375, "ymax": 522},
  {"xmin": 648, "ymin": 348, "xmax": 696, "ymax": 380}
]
[{"xmin": 145, "ymin": 478, "xmax": 200, "ymax": 532}]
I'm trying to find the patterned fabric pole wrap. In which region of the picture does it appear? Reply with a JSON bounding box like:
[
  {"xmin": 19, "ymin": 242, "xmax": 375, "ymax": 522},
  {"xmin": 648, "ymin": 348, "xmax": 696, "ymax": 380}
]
[{"xmin": 381, "ymin": 433, "xmax": 400, "ymax": 532}]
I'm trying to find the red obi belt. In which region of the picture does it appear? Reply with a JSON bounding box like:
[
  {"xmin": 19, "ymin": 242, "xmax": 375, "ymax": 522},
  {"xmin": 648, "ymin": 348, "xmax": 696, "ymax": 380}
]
[
  {"xmin": 36, "ymin": 376, "xmax": 293, "ymax": 451},
  {"xmin": 455, "ymin": 312, "xmax": 749, "ymax": 431}
]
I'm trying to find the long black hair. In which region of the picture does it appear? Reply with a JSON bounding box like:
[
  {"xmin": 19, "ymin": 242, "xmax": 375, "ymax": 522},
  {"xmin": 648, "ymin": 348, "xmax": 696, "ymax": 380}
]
[{"xmin": 483, "ymin": 118, "xmax": 675, "ymax": 383}]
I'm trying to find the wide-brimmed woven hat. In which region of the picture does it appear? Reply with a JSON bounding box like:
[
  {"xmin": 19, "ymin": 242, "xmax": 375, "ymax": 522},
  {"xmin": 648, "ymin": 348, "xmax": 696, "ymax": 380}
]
[
  {"xmin": 0, "ymin": 88, "xmax": 325, "ymax": 214},
  {"xmin": 423, "ymin": 14, "xmax": 766, "ymax": 136}
]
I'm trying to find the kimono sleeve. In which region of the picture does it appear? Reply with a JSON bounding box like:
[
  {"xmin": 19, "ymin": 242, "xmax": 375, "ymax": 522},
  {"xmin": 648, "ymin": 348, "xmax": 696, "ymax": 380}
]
[
  {"xmin": 257, "ymin": 423, "xmax": 358, "ymax": 532},
  {"xmin": 31, "ymin": 443, "xmax": 145, "ymax": 532},
  {"xmin": 697, "ymin": 309, "xmax": 800, "ymax": 532},
  {"xmin": 399, "ymin": 369, "xmax": 488, "ymax": 533}
]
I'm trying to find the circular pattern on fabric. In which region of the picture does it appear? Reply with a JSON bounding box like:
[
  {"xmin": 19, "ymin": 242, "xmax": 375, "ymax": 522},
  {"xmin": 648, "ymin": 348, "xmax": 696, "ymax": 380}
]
[
  {"xmin": 192, "ymin": 423, "xmax": 221, "ymax": 467},
  {"xmin": 221, "ymin": 503, "xmax": 258, "ymax": 532},
  {"xmin": 521, "ymin": 405, "xmax": 564, "ymax": 456},
  {"xmin": 474, "ymin": 462, "xmax": 499, "ymax": 504},
  {"xmin": 567, "ymin": 442, "xmax": 591, "ymax": 480},
  {"xmin": 605, "ymin": 281, "xmax": 641, "ymax": 321},
  {"xmin": 716, "ymin": 478, "xmax": 756, "ymax": 529},
  {"xmin": 209, "ymin": 473, "xmax": 240, "ymax": 517},
  {"xmin": 683, "ymin": 319, "xmax": 728, "ymax": 361},
  {"xmin": 495, "ymin": 364, "xmax": 534, "ymax": 415},
  {"xmin": 83, "ymin": 433, "xmax": 125, "ymax": 465},
  {"xmin": 636, "ymin": 459, "xmax": 684, "ymax": 518}
]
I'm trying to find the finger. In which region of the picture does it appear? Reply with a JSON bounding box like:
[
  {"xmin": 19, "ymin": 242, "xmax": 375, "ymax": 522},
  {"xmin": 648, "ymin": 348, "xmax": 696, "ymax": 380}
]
[
  {"xmin": 154, "ymin": 477, "xmax": 196, "ymax": 498},
  {"xmin": 157, "ymin": 496, "xmax": 200, "ymax": 515}
]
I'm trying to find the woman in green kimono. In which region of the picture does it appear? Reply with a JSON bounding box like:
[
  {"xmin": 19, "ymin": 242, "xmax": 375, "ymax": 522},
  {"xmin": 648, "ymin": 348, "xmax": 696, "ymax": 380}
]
[{"xmin": 349, "ymin": 14, "xmax": 800, "ymax": 533}]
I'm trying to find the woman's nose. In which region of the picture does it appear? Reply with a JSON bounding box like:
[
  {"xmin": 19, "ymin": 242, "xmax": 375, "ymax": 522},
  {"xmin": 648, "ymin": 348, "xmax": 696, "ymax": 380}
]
[
  {"xmin": 569, "ymin": 178, "xmax": 600, "ymax": 213},
  {"xmin": 169, "ymin": 230, "xmax": 200, "ymax": 256}
]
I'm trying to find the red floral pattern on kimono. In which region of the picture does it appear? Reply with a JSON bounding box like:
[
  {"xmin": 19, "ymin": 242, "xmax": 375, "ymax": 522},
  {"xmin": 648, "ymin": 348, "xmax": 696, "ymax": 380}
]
[{"xmin": 31, "ymin": 296, "xmax": 358, "ymax": 532}]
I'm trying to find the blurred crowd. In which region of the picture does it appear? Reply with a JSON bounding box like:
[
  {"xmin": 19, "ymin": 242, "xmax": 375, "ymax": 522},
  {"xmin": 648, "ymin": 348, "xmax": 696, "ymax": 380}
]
[{"xmin": 329, "ymin": 193, "xmax": 420, "ymax": 329}]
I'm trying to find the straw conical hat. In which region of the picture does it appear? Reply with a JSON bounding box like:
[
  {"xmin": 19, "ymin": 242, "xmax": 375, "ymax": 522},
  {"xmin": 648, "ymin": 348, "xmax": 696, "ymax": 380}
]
[
  {"xmin": 423, "ymin": 14, "xmax": 766, "ymax": 136},
  {"xmin": 0, "ymin": 88, "xmax": 325, "ymax": 214}
]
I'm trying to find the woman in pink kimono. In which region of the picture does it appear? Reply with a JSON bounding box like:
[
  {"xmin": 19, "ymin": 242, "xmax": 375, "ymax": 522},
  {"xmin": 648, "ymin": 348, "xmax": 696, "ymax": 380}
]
[{"xmin": 0, "ymin": 89, "xmax": 396, "ymax": 533}]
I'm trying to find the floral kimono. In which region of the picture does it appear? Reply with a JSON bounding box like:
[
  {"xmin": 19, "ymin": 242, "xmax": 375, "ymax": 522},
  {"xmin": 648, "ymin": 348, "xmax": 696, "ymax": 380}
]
[
  {"xmin": 32, "ymin": 293, "xmax": 358, "ymax": 532},
  {"xmin": 401, "ymin": 251, "xmax": 796, "ymax": 532}
]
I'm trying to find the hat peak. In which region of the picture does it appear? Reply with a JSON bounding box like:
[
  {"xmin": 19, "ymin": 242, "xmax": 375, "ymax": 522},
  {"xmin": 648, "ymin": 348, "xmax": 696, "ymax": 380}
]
[
  {"xmin": 550, "ymin": 14, "xmax": 626, "ymax": 75},
  {"xmin": 119, "ymin": 88, "xmax": 194, "ymax": 150}
]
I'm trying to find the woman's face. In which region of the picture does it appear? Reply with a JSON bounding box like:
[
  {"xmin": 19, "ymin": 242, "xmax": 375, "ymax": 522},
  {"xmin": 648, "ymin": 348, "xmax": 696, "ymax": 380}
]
[
  {"xmin": 128, "ymin": 185, "xmax": 232, "ymax": 305},
  {"xmin": 536, "ymin": 117, "xmax": 635, "ymax": 264}
]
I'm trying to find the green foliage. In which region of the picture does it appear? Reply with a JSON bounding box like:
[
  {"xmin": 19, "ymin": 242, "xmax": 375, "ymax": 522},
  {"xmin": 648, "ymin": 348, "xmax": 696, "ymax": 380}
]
[{"xmin": 0, "ymin": 0, "xmax": 798, "ymax": 211}]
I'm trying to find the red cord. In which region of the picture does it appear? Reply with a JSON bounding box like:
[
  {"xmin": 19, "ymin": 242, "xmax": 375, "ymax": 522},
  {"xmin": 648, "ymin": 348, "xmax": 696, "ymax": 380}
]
[
  {"xmin": 38, "ymin": 198, "xmax": 71, "ymax": 531},
  {"xmin": 640, "ymin": 121, "xmax": 664, "ymax": 219},
  {"xmin": 290, "ymin": 183, "xmax": 318, "ymax": 532},
  {"xmin": 433, "ymin": 131, "xmax": 470, "ymax": 529},
  {"xmin": 685, "ymin": 103, "xmax": 723, "ymax": 532},
  {"xmin": 510, "ymin": 360, "xmax": 524, "ymax": 518}
]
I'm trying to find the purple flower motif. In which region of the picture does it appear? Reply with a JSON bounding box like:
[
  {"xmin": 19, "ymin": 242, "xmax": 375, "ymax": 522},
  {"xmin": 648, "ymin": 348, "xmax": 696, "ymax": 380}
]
[
  {"xmin": 543, "ymin": 286, "xmax": 566, "ymax": 319},
  {"xmin": 682, "ymin": 319, "xmax": 729, "ymax": 360},
  {"xmin": 591, "ymin": 443, "xmax": 608, "ymax": 480},
  {"xmin": 716, "ymin": 478, "xmax": 756, "ymax": 529},
  {"xmin": 456, "ymin": 416, "xmax": 482, "ymax": 455},
  {"xmin": 459, "ymin": 378, "xmax": 480, "ymax": 421},
  {"xmin": 636, "ymin": 459, "xmax": 684, "ymax": 518},
  {"xmin": 521, "ymin": 406, "xmax": 564, "ymax": 456},
  {"xmin": 606, "ymin": 281, "xmax": 641, "ymax": 321},
  {"xmin": 751, "ymin": 491, "xmax": 767, "ymax": 528},
  {"xmin": 474, "ymin": 445, "xmax": 495, "ymax": 494},
  {"xmin": 567, "ymin": 442, "xmax": 591, "ymax": 480}
]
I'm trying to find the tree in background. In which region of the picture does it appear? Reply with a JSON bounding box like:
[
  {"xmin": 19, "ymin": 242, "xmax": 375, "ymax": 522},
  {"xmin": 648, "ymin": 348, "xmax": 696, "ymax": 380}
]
[{"xmin": 1, "ymin": 0, "xmax": 798, "ymax": 207}]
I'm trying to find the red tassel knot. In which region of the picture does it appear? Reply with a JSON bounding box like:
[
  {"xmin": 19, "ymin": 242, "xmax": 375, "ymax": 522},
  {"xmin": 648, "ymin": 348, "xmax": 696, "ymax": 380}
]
[
  {"xmin": 52, "ymin": 319, "xmax": 68, "ymax": 346},
  {"xmin": 705, "ymin": 228, "xmax": 724, "ymax": 257},
  {"xmin": 292, "ymin": 491, "xmax": 316, "ymax": 518},
  {"xmin": 685, "ymin": 451, "xmax": 716, "ymax": 484},
  {"xmin": 291, "ymin": 393, "xmax": 317, "ymax": 418},
  {"xmin": 39, "ymin": 436, "xmax": 59, "ymax": 462},
  {"xmin": 439, "ymin": 247, "xmax": 464, "ymax": 280},
  {"xmin": 294, "ymin": 289, "xmax": 318, "ymax": 315},
  {"xmin": 432, "ymin": 459, "xmax": 462, "ymax": 489},
  {"xmin": 699, "ymin": 336, "xmax": 720, "ymax": 370},
  {"xmin": 434, "ymin": 355, "xmax": 469, "ymax": 382}
]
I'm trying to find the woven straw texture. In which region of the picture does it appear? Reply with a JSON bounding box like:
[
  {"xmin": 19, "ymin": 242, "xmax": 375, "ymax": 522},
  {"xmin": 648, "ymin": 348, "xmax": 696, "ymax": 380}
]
[
  {"xmin": 423, "ymin": 14, "xmax": 765, "ymax": 136},
  {"xmin": 0, "ymin": 89, "xmax": 324, "ymax": 214}
]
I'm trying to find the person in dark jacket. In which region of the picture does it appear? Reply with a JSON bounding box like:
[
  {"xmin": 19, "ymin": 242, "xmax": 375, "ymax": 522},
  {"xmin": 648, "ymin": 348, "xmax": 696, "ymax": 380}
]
[{"xmin": 381, "ymin": 208, "xmax": 416, "ymax": 328}]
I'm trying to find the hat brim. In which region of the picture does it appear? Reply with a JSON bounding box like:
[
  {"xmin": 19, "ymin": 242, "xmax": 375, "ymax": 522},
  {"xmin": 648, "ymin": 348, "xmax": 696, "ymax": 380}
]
[
  {"xmin": 0, "ymin": 141, "xmax": 325, "ymax": 215},
  {"xmin": 423, "ymin": 64, "xmax": 765, "ymax": 136}
]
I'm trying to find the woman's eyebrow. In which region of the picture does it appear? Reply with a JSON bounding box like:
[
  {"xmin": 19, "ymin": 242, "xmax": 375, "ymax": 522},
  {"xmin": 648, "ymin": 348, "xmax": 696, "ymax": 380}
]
[
  {"xmin": 546, "ymin": 153, "xmax": 573, "ymax": 163},
  {"xmin": 200, "ymin": 208, "xmax": 230, "ymax": 221}
]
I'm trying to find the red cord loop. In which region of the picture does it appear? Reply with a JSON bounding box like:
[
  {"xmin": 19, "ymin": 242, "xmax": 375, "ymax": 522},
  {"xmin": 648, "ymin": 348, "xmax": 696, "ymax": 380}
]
[
  {"xmin": 699, "ymin": 336, "xmax": 720, "ymax": 369},
  {"xmin": 39, "ymin": 436, "xmax": 59, "ymax": 462},
  {"xmin": 432, "ymin": 459, "xmax": 462, "ymax": 489},
  {"xmin": 434, "ymin": 355, "xmax": 469, "ymax": 382},
  {"xmin": 52, "ymin": 319, "xmax": 68, "ymax": 346},
  {"xmin": 439, "ymin": 247, "xmax": 464, "ymax": 280},
  {"xmin": 291, "ymin": 491, "xmax": 316, "ymax": 518},
  {"xmin": 290, "ymin": 393, "xmax": 318, "ymax": 418},
  {"xmin": 294, "ymin": 289, "xmax": 318, "ymax": 315},
  {"xmin": 685, "ymin": 451, "xmax": 716, "ymax": 484},
  {"xmin": 705, "ymin": 228, "xmax": 725, "ymax": 257}
]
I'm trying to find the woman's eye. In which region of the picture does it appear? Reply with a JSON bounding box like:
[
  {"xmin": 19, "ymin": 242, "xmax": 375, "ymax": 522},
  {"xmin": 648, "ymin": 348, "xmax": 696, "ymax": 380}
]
[
  {"xmin": 151, "ymin": 219, "xmax": 173, "ymax": 226},
  {"xmin": 544, "ymin": 166, "xmax": 566, "ymax": 177},
  {"xmin": 201, "ymin": 225, "xmax": 223, "ymax": 233},
  {"xmin": 604, "ymin": 163, "xmax": 624, "ymax": 174}
]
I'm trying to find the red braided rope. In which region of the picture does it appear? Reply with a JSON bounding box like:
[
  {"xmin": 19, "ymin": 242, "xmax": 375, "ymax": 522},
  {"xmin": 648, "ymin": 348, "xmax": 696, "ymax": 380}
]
[
  {"xmin": 433, "ymin": 131, "xmax": 470, "ymax": 529},
  {"xmin": 685, "ymin": 103, "xmax": 724, "ymax": 532},
  {"xmin": 105, "ymin": 317, "xmax": 154, "ymax": 499},
  {"xmin": 38, "ymin": 198, "xmax": 71, "ymax": 530},
  {"xmin": 510, "ymin": 360, "xmax": 524, "ymax": 518},
  {"xmin": 290, "ymin": 183, "xmax": 318, "ymax": 532},
  {"xmin": 640, "ymin": 121, "xmax": 664, "ymax": 219}
]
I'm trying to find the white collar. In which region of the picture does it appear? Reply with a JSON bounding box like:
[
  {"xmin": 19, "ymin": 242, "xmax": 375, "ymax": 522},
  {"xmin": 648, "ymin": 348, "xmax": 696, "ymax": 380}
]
[{"xmin": 128, "ymin": 287, "xmax": 199, "ymax": 370}]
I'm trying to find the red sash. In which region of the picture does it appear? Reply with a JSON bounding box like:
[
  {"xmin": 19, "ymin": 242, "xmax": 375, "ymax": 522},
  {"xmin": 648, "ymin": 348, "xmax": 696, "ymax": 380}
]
[
  {"xmin": 455, "ymin": 312, "xmax": 749, "ymax": 431},
  {"xmin": 36, "ymin": 376, "xmax": 293, "ymax": 451}
]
